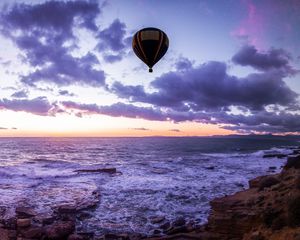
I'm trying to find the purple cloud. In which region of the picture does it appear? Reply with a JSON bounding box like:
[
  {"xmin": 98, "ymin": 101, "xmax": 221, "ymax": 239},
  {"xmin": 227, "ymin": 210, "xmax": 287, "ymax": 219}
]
[
  {"xmin": 58, "ymin": 90, "xmax": 76, "ymax": 97},
  {"xmin": 107, "ymin": 46, "xmax": 300, "ymax": 134},
  {"xmin": 0, "ymin": 1, "xmax": 105, "ymax": 87},
  {"xmin": 61, "ymin": 101, "xmax": 167, "ymax": 121},
  {"xmin": 175, "ymin": 57, "xmax": 193, "ymax": 71},
  {"xmin": 232, "ymin": 45, "xmax": 295, "ymax": 73},
  {"xmin": 103, "ymin": 54, "xmax": 123, "ymax": 63},
  {"xmin": 112, "ymin": 61, "xmax": 298, "ymax": 111},
  {"xmin": 131, "ymin": 127, "xmax": 150, "ymax": 131},
  {"xmin": 11, "ymin": 90, "xmax": 28, "ymax": 98},
  {"xmin": 96, "ymin": 18, "xmax": 130, "ymax": 63},
  {"xmin": 1, "ymin": 0, "xmax": 99, "ymax": 36},
  {"xmin": 0, "ymin": 97, "xmax": 54, "ymax": 116},
  {"xmin": 97, "ymin": 19, "xmax": 127, "ymax": 52},
  {"xmin": 169, "ymin": 129, "xmax": 181, "ymax": 132}
]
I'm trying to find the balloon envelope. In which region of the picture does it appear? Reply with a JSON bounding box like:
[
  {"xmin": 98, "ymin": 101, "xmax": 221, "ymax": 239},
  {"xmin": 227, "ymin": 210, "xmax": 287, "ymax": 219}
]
[{"xmin": 132, "ymin": 27, "xmax": 169, "ymax": 72}]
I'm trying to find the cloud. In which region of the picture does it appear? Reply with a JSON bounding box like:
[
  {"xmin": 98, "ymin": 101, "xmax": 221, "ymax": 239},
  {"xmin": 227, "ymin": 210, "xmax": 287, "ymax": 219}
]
[
  {"xmin": 112, "ymin": 60, "xmax": 298, "ymax": 111},
  {"xmin": 0, "ymin": 1, "xmax": 106, "ymax": 87},
  {"xmin": 0, "ymin": 97, "xmax": 55, "ymax": 116},
  {"xmin": 169, "ymin": 129, "xmax": 181, "ymax": 132},
  {"xmin": 174, "ymin": 57, "xmax": 193, "ymax": 71},
  {"xmin": 103, "ymin": 54, "xmax": 123, "ymax": 63},
  {"xmin": 58, "ymin": 90, "xmax": 76, "ymax": 97},
  {"xmin": 96, "ymin": 18, "xmax": 130, "ymax": 63},
  {"xmin": 221, "ymin": 110, "xmax": 300, "ymax": 133},
  {"xmin": 97, "ymin": 19, "xmax": 127, "ymax": 52},
  {"xmin": 1, "ymin": 0, "xmax": 99, "ymax": 37},
  {"xmin": 108, "ymin": 45, "xmax": 300, "ymax": 134},
  {"xmin": 61, "ymin": 101, "xmax": 167, "ymax": 121},
  {"xmin": 232, "ymin": 45, "xmax": 295, "ymax": 73},
  {"xmin": 11, "ymin": 90, "xmax": 28, "ymax": 98},
  {"xmin": 131, "ymin": 127, "xmax": 150, "ymax": 131}
]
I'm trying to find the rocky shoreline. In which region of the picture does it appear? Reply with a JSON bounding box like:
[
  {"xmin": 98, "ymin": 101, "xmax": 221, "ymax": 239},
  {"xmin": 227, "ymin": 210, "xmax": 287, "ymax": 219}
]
[
  {"xmin": 1, "ymin": 148, "xmax": 300, "ymax": 240},
  {"xmin": 148, "ymin": 146, "xmax": 300, "ymax": 240}
]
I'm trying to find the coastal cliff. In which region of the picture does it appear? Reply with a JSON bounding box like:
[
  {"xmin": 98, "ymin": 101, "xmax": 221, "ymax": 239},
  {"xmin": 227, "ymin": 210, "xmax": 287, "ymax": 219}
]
[{"xmin": 150, "ymin": 151, "xmax": 300, "ymax": 240}]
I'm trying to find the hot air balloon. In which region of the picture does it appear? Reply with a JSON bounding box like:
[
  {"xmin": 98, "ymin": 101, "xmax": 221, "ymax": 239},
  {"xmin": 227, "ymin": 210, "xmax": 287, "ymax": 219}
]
[{"xmin": 132, "ymin": 27, "xmax": 169, "ymax": 72}]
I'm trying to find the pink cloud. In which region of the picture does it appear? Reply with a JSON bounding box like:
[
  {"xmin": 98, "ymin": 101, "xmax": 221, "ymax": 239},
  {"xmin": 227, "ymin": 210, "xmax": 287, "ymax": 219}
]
[{"xmin": 231, "ymin": 0, "xmax": 266, "ymax": 49}]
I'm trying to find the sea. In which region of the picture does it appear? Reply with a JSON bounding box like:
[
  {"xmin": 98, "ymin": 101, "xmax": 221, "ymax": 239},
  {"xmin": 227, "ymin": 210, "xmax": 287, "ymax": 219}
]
[{"xmin": 0, "ymin": 136, "xmax": 299, "ymax": 236}]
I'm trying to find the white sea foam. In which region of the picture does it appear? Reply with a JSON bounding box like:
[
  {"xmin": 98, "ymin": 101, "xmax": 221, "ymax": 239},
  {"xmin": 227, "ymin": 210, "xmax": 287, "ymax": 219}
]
[{"xmin": 0, "ymin": 137, "xmax": 297, "ymax": 235}]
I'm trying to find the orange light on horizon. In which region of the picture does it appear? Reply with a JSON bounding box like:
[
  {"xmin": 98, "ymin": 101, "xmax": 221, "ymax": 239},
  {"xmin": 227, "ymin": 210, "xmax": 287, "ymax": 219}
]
[{"xmin": 0, "ymin": 110, "xmax": 234, "ymax": 137}]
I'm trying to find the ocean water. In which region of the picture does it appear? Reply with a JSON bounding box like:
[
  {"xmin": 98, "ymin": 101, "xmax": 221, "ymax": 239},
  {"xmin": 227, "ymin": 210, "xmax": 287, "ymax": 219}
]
[{"xmin": 0, "ymin": 137, "xmax": 298, "ymax": 236}]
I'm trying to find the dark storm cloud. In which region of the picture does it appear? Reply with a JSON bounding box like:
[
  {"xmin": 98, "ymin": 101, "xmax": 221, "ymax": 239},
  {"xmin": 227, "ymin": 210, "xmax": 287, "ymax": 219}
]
[
  {"xmin": 0, "ymin": 97, "xmax": 54, "ymax": 116},
  {"xmin": 112, "ymin": 61, "xmax": 298, "ymax": 111},
  {"xmin": 232, "ymin": 45, "xmax": 295, "ymax": 73},
  {"xmin": 11, "ymin": 90, "xmax": 28, "ymax": 98},
  {"xmin": 0, "ymin": 1, "xmax": 106, "ymax": 87}
]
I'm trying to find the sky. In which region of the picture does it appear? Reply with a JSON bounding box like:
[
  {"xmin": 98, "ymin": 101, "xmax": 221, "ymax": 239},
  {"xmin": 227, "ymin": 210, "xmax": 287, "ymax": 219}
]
[{"xmin": 0, "ymin": 0, "xmax": 300, "ymax": 137}]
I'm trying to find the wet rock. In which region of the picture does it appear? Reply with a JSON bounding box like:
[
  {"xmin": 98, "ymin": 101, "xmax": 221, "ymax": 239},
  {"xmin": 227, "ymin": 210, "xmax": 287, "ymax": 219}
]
[
  {"xmin": 258, "ymin": 176, "xmax": 280, "ymax": 191},
  {"xmin": 0, "ymin": 228, "xmax": 9, "ymax": 240},
  {"xmin": 150, "ymin": 216, "xmax": 165, "ymax": 224},
  {"xmin": 249, "ymin": 231, "xmax": 265, "ymax": 240},
  {"xmin": 128, "ymin": 233, "xmax": 144, "ymax": 240},
  {"xmin": 293, "ymin": 150, "xmax": 300, "ymax": 155},
  {"xmin": 151, "ymin": 168, "xmax": 170, "ymax": 174},
  {"xmin": 150, "ymin": 229, "xmax": 162, "ymax": 236},
  {"xmin": 205, "ymin": 166, "xmax": 215, "ymax": 170},
  {"xmin": 77, "ymin": 211, "xmax": 93, "ymax": 221},
  {"xmin": 76, "ymin": 231, "xmax": 94, "ymax": 239},
  {"xmin": 75, "ymin": 168, "xmax": 117, "ymax": 174},
  {"xmin": 159, "ymin": 221, "xmax": 170, "ymax": 230},
  {"xmin": 249, "ymin": 175, "xmax": 270, "ymax": 188},
  {"xmin": 3, "ymin": 217, "xmax": 16, "ymax": 229},
  {"xmin": 15, "ymin": 207, "xmax": 35, "ymax": 218},
  {"xmin": 166, "ymin": 226, "xmax": 188, "ymax": 235},
  {"xmin": 68, "ymin": 233, "xmax": 85, "ymax": 240},
  {"xmin": 235, "ymin": 182, "xmax": 244, "ymax": 188},
  {"xmin": 8, "ymin": 230, "xmax": 17, "ymax": 239},
  {"xmin": 34, "ymin": 214, "xmax": 55, "ymax": 225},
  {"xmin": 172, "ymin": 217, "xmax": 186, "ymax": 227},
  {"xmin": 56, "ymin": 204, "xmax": 78, "ymax": 214},
  {"xmin": 263, "ymin": 153, "xmax": 286, "ymax": 158},
  {"xmin": 45, "ymin": 221, "xmax": 75, "ymax": 239},
  {"xmin": 77, "ymin": 199, "xmax": 99, "ymax": 212},
  {"xmin": 104, "ymin": 233, "xmax": 129, "ymax": 239},
  {"xmin": 285, "ymin": 155, "xmax": 300, "ymax": 169},
  {"xmin": 0, "ymin": 206, "xmax": 6, "ymax": 218},
  {"xmin": 22, "ymin": 226, "xmax": 44, "ymax": 239},
  {"xmin": 17, "ymin": 218, "xmax": 31, "ymax": 228}
]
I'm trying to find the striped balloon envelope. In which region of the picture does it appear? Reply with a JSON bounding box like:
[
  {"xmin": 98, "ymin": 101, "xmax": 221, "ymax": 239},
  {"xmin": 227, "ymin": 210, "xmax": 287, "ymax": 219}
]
[{"xmin": 132, "ymin": 27, "xmax": 169, "ymax": 72}]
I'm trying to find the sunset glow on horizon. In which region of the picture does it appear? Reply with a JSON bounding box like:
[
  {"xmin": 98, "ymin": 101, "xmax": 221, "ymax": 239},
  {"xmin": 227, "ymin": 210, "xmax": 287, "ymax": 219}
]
[{"xmin": 0, "ymin": 0, "xmax": 299, "ymax": 137}]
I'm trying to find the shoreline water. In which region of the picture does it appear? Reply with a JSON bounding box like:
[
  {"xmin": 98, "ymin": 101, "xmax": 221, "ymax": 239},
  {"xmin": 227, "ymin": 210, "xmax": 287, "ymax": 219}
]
[{"xmin": 0, "ymin": 137, "xmax": 299, "ymax": 239}]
